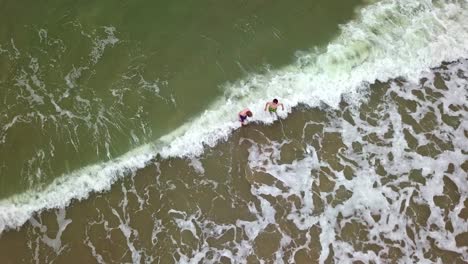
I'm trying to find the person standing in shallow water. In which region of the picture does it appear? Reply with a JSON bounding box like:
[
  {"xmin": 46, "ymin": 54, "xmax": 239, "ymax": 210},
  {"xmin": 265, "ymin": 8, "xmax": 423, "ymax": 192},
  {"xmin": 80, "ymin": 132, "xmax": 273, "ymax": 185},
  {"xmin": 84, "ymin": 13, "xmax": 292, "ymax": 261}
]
[
  {"xmin": 264, "ymin": 98, "xmax": 284, "ymax": 113},
  {"xmin": 238, "ymin": 108, "xmax": 253, "ymax": 126}
]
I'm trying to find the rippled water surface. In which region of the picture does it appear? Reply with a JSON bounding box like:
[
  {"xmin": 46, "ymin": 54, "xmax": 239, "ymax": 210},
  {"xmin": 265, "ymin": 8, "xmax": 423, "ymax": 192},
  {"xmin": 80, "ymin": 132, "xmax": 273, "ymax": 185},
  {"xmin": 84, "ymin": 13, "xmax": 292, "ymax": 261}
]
[{"xmin": 1, "ymin": 0, "xmax": 467, "ymax": 263}]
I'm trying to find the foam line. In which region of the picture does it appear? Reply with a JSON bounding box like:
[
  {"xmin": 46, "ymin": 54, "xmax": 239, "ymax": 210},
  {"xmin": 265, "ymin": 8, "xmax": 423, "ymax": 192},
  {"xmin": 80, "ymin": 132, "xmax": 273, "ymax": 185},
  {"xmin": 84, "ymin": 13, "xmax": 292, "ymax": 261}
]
[{"xmin": 1, "ymin": 0, "xmax": 468, "ymax": 234}]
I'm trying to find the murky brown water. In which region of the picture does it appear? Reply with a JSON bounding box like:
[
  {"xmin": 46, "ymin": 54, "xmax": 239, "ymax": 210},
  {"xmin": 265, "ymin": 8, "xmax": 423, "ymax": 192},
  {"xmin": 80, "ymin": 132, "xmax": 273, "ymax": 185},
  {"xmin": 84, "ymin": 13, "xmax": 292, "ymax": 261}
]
[{"xmin": 1, "ymin": 59, "xmax": 467, "ymax": 263}]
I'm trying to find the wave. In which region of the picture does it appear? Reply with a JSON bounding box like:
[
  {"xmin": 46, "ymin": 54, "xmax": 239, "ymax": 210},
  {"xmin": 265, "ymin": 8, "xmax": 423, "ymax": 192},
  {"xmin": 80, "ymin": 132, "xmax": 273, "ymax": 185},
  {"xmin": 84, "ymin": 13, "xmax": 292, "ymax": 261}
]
[{"xmin": 1, "ymin": 0, "xmax": 468, "ymax": 234}]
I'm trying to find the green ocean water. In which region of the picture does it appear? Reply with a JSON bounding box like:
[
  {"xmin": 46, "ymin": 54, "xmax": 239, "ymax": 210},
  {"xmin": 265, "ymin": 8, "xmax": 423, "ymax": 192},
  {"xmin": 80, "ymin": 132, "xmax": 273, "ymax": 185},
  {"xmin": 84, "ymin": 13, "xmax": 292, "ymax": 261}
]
[
  {"xmin": 0, "ymin": 0, "xmax": 363, "ymax": 198},
  {"xmin": 1, "ymin": 0, "xmax": 468, "ymax": 263}
]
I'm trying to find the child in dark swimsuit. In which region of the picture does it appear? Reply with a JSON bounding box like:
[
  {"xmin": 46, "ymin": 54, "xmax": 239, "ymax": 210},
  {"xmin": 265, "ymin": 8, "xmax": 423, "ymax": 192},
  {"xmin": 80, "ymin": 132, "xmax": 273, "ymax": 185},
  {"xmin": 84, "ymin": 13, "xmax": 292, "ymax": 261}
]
[{"xmin": 238, "ymin": 108, "xmax": 253, "ymax": 126}]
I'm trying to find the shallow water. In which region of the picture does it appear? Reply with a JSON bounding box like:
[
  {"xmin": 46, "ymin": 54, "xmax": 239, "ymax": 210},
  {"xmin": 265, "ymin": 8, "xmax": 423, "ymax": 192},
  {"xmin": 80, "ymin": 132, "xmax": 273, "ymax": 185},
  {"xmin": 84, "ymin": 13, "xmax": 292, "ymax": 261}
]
[
  {"xmin": 0, "ymin": 0, "xmax": 364, "ymax": 198},
  {"xmin": 1, "ymin": 0, "xmax": 468, "ymax": 263},
  {"xmin": 1, "ymin": 59, "xmax": 467, "ymax": 263}
]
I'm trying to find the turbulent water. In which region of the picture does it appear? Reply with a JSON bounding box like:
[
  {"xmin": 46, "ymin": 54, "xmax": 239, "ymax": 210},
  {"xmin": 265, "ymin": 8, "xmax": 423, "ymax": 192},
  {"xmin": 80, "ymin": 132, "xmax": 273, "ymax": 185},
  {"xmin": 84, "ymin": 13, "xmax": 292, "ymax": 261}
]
[{"xmin": 1, "ymin": 0, "xmax": 468, "ymax": 263}]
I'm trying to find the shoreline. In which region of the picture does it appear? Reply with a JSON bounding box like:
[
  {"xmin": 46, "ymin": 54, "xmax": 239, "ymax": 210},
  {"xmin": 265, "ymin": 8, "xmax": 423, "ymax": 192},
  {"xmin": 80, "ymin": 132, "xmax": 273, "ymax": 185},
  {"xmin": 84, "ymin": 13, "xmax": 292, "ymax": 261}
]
[
  {"xmin": 3, "ymin": 0, "xmax": 468, "ymax": 235},
  {"xmin": 1, "ymin": 57, "xmax": 466, "ymax": 236},
  {"xmin": 0, "ymin": 57, "xmax": 467, "ymax": 263}
]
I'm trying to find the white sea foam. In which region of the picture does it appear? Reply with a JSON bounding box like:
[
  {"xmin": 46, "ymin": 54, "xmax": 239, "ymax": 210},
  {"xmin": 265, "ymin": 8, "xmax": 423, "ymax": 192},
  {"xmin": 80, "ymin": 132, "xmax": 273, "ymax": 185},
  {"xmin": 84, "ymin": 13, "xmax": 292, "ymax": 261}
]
[
  {"xmin": 27, "ymin": 208, "xmax": 72, "ymax": 264},
  {"xmin": 158, "ymin": 0, "xmax": 468, "ymax": 158},
  {"xmin": 0, "ymin": 145, "xmax": 155, "ymax": 234},
  {"xmin": 89, "ymin": 26, "xmax": 119, "ymax": 64},
  {"xmin": 1, "ymin": 0, "xmax": 468, "ymax": 234},
  {"xmin": 171, "ymin": 60, "xmax": 467, "ymax": 263}
]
